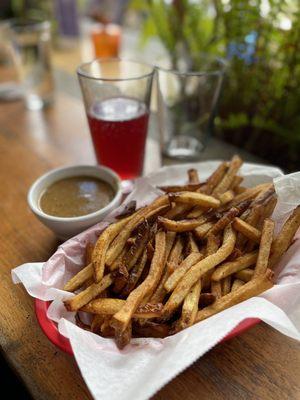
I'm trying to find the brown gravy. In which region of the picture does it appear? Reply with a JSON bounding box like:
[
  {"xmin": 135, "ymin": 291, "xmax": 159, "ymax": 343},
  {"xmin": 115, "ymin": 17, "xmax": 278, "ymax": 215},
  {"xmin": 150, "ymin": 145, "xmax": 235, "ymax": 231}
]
[{"xmin": 39, "ymin": 176, "xmax": 115, "ymax": 218}]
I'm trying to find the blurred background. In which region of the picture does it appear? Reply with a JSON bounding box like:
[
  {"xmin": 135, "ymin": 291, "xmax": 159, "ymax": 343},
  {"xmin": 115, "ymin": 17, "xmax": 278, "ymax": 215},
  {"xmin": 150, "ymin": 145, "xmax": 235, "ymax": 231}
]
[{"xmin": 0, "ymin": 0, "xmax": 299, "ymax": 171}]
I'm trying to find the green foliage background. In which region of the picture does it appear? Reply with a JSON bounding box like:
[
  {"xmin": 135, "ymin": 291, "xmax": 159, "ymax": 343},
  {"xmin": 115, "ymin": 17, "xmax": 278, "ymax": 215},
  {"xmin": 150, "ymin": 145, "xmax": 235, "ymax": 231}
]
[{"xmin": 131, "ymin": 0, "xmax": 300, "ymax": 169}]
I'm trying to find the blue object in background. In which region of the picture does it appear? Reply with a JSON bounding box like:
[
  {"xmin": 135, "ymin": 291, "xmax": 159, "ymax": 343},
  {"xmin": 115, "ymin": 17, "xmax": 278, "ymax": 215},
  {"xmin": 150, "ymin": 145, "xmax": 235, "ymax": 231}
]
[
  {"xmin": 54, "ymin": 0, "xmax": 80, "ymax": 37},
  {"xmin": 227, "ymin": 31, "xmax": 258, "ymax": 64}
]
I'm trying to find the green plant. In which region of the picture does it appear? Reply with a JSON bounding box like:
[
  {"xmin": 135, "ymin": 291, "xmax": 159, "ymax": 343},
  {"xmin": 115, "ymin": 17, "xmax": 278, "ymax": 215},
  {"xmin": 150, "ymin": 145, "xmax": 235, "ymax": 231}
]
[{"xmin": 131, "ymin": 0, "xmax": 300, "ymax": 170}]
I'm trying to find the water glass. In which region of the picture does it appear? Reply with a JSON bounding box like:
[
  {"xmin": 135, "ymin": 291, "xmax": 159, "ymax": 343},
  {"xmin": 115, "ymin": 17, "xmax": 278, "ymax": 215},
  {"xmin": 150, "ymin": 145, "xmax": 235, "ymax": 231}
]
[
  {"xmin": 157, "ymin": 57, "xmax": 225, "ymax": 159},
  {"xmin": 77, "ymin": 59, "xmax": 154, "ymax": 180},
  {"xmin": 8, "ymin": 19, "xmax": 54, "ymax": 110}
]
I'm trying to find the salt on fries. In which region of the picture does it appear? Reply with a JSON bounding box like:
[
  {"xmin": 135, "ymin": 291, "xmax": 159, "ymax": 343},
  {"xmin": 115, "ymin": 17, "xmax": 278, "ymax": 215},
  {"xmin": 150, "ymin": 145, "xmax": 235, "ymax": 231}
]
[{"xmin": 63, "ymin": 156, "xmax": 300, "ymax": 348}]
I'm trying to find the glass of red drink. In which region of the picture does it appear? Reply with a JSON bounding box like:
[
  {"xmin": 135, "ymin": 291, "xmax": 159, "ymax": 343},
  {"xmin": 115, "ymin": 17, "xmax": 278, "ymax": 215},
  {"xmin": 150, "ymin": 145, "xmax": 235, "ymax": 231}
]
[{"xmin": 77, "ymin": 59, "xmax": 154, "ymax": 180}]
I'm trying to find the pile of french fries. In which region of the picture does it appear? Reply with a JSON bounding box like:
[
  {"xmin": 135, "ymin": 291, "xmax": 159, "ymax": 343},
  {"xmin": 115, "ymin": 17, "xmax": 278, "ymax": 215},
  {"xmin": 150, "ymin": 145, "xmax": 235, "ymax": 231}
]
[{"xmin": 63, "ymin": 155, "xmax": 300, "ymax": 348}]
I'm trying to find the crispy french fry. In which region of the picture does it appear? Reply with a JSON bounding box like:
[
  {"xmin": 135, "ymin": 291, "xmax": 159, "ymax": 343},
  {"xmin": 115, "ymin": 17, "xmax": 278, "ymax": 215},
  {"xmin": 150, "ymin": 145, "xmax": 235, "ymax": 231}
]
[
  {"xmin": 91, "ymin": 314, "xmax": 106, "ymax": 334},
  {"xmin": 212, "ymin": 251, "xmax": 258, "ymax": 281},
  {"xmin": 229, "ymin": 175, "xmax": 243, "ymax": 190},
  {"xmin": 253, "ymin": 218, "xmax": 275, "ymax": 277},
  {"xmin": 199, "ymin": 293, "xmax": 216, "ymax": 307},
  {"xmin": 112, "ymin": 264, "xmax": 129, "ymax": 294},
  {"xmin": 121, "ymin": 250, "xmax": 148, "ymax": 296},
  {"xmin": 194, "ymin": 222, "xmax": 214, "ymax": 239},
  {"xmin": 202, "ymin": 234, "xmax": 220, "ymax": 288},
  {"xmin": 186, "ymin": 232, "xmax": 199, "ymax": 254},
  {"xmin": 222, "ymin": 276, "xmax": 232, "ymax": 295},
  {"xmin": 269, "ymin": 205, "xmax": 300, "ymax": 268},
  {"xmin": 188, "ymin": 168, "xmax": 200, "ymax": 184},
  {"xmin": 110, "ymin": 231, "xmax": 166, "ymax": 333},
  {"xmin": 231, "ymin": 279, "xmax": 245, "ymax": 292},
  {"xmin": 228, "ymin": 183, "xmax": 271, "ymax": 208},
  {"xmin": 63, "ymin": 263, "xmax": 93, "ymax": 292},
  {"xmin": 123, "ymin": 221, "xmax": 155, "ymax": 269},
  {"xmin": 93, "ymin": 213, "xmax": 137, "ymax": 282},
  {"xmin": 159, "ymin": 183, "xmax": 202, "ymax": 193},
  {"xmin": 82, "ymin": 298, "xmax": 162, "ymax": 319},
  {"xmin": 169, "ymin": 192, "xmax": 220, "ymax": 209},
  {"xmin": 212, "ymin": 155, "xmax": 243, "ymax": 196},
  {"xmin": 207, "ymin": 200, "xmax": 250, "ymax": 237},
  {"xmin": 200, "ymin": 161, "xmax": 228, "ymax": 195},
  {"xmin": 64, "ymin": 273, "xmax": 113, "ymax": 311},
  {"xmin": 233, "ymin": 217, "xmax": 261, "ymax": 243},
  {"xmin": 115, "ymin": 321, "xmax": 132, "ymax": 349},
  {"xmin": 163, "ymin": 225, "xmax": 236, "ymax": 316},
  {"xmin": 196, "ymin": 269, "xmax": 273, "ymax": 323},
  {"xmin": 158, "ymin": 215, "xmax": 207, "ymax": 232},
  {"xmin": 164, "ymin": 203, "xmax": 191, "ymax": 219},
  {"xmin": 219, "ymin": 190, "xmax": 235, "ymax": 205},
  {"xmin": 85, "ymin": 243, "xmax": 94, "ymax": 265},
  {"xmin": 186, "ymin": 207, "xmax": 205, "ymax": 219},
  {"xmin": 234, "ymin": 268, "xmax": 254, "ymax": 282},
  {"xmin": 211, "ymin": 280, "xmax": 222, "ymax": 299},
  {"xmin": 164, "ymin": 252, "xmax": 204, "ymax": 292},
  {"xmin": 177, "ymin": 280, "xmax": 201, "ymax": 330},
  {"xmin": 105, "ymin": 201, "xmax": 169, "ymax": 267},
  {"xmin": 234, "ymin": 186, "xmax": 247, "ymax": 194}
]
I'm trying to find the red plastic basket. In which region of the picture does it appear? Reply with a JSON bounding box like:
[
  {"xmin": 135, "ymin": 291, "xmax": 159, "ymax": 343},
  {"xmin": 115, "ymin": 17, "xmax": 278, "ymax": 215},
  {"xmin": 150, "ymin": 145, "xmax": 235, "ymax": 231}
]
[{"xmin": 34, "ymin": 298, "xmax": 260, "ymax": 355}]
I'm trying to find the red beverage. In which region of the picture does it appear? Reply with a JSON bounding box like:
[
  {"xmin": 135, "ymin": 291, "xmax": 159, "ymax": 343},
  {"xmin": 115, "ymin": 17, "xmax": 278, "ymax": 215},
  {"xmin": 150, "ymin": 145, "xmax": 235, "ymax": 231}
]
[{"xmin": 87, "ymin": 97, "xmax": 149, "ymax": 179}]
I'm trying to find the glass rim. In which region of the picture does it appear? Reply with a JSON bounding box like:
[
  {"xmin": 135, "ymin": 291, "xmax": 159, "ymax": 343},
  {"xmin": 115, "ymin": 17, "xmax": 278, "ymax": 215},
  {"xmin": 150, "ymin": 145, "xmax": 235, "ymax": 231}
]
[
  {"xmin": 77, "ymin": 58, "xmax": 155, "ymax": 82},
  {"xmin": 7, "ymin": 18, "xmax": 50, "ymax": 32},
  {"xmin": 156, "ymin": 56, "xmax": 227, "ymax": 77}
]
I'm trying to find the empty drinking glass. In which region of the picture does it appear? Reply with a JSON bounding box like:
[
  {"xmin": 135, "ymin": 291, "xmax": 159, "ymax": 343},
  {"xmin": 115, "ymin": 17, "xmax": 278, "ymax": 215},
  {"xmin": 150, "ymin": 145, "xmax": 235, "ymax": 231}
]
[{"xmin": 157, "ymin": 57, "xmax": 225, "ymax": 159}]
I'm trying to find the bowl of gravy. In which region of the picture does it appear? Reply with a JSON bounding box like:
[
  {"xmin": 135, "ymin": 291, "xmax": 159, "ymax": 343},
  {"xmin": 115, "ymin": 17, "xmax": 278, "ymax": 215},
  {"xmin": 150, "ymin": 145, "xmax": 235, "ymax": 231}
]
[{"xmin": 28, "ymin": 165, "xmax": 122, "ymax": 240}]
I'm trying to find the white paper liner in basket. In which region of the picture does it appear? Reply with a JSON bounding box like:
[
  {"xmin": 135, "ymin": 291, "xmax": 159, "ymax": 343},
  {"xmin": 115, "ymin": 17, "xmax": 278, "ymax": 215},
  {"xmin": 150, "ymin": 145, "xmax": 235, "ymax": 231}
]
[{"xmin": 12, "ymin": 162, "xmax": 300, "ymax": 400}]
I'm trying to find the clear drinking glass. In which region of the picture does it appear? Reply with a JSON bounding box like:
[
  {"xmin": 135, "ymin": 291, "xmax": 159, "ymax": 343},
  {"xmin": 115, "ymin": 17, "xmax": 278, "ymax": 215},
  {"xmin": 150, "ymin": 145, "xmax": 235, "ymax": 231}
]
[
  {"xmin": 77, "ymin": 59, "xmax": 154, "ymax": 180},
  {"xmin": 8, "ymin": 19, "xmax": 54, "ymax": 110},
  {"xmin": 157, "ymin": 57, "xmax": 225, "ymax": 159}
]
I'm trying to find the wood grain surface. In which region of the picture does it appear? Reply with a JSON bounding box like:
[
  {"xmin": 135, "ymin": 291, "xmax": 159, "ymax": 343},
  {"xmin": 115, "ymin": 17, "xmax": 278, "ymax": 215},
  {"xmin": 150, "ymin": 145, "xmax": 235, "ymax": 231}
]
[{"xmin": 0, "ymin": 94, "xmax": 299, "ymax": 400}]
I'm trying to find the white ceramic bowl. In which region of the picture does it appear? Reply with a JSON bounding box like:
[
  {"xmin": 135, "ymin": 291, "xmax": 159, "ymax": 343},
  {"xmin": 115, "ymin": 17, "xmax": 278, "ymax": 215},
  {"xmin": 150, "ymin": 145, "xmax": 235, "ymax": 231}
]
[{"xmin": 28, "ymin": 165, "xmax": 122, "ymax": 240}]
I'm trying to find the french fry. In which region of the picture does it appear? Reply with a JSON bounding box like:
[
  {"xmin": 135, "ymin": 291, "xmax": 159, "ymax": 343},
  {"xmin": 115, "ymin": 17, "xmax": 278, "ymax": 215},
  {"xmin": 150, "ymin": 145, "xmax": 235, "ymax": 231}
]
[
  {"xmin": 196, "ymin": 269, "xmax": 273, "ymax": 323},
  {"xmin": 233, "ymin": 217, "xmax": 261, "ymax": 243},
  {"xmin": 219, "ymin": 190, "xmax": 235, "ymax": 205},
  {"xmin": 115, "ymin": 321, "xmax": 132, "ymax": 349},
  {"xmin": 85, "ymin": 242, "xmax": 94, "ymax": 265},
  {"xmin": 149, "ymin": 232, "xmax": 178, "ymax": 303},
  {"xmin": 253, "ymin": 219, "xmax": 275, "ymax": 277},
  {"xmin": 207, "ymin": 200, "xmax": 250, "ymax": 237},
  {"xmin": 269, "ymin": 205, "xmax": 300, "ymax": 268},
  {"xmin": 159, "ymin": 183, "xmax": 202, "ymax": 193},
  {"xmin": 228, "ymin": 183, "xmax": 271, "ymax": 208},
  {"xmin": 105, "ymin": 199, "xmax": 169, "ymax": 267},
  {"xmin": 222, "ymin": 276, "xmax": 232, "ymax": 295},
  {"xmin": 186, "ymin": 232, "xmax": 199, "ymax": 254},
  {"xmin": 211, "ymin": 280, "xmax": 222, "ymax": 299},
  {"xmin": 158, "ymin": 215, "xmax": 207, "ymax": 232},
  {"xmin": 110, "ymin": 231, "xmax": 166, "ymax": 333},
  {"xmin": 234, "ymin": 268, "xmax": 254, "ymax": 282},
  {"xmin": 188, "ymin": 168, "xmax": 200, "ymax": 184},
  {"xmin": 82, "ymin": 298, "xmax": 162, "ymax": 319},
  {"xmin": 112, "ymin": 264, "xmax": 129, "ymax": 293},
  {"xmin": 194, "ymin": 222, "xmax": 214, "ymax": 239},
  {"xmin": 177, "ymin": 280, "xmax": 202, "ymax": 330},
  {"xmin": 122, "ymin": 249, "xmax": 148, "ymax": 296},
  {"xmin": 164, "ymin": 203, "xmax": 191, "ymax": 219},
  {"xmin": 91, "ymin": 314, "xmax": 106, "ymax": 334},
  {"xmin": 186, "ymin": 207, "xmax": 205, "ymax": 219},
  {"xmin": 212, "ymin": 155, "xmax": 243, "ymax": 196},
  {"xmin": 169, "ymin": 192, "xmax": 220, "ymax": 209},
  {"xmin": 163, "ymin": 225, "xmax": 236, "ymax": 316},
  {"xmin": 231, "ymin": 279, "xmax": 245, "ymax": 292},
  {"xmin": 212, "ymin": 251, "xmax": 258, "ymax": 281},
  {"xmin": 63, "ymin": 263, "xmax": 93, "ymax": 292},
  {"xmin": 202, "ymin": 234, "xmax": 220, "ymax": 288},
  {"xmin": 93, "ymin": 213, "xmax": 138, "ymax": 282},
  {"xmin": 201, "ymin": 161, "xmax": 228, "ymax": 195},
  {"xmin": 229, "ymin": 175, "xmax": 243, "ymax": 190},
  {"xmin": 64, "ymin": 273, "xmax": 113, "ymax": 311},
  {"xmin": 164, "ymin": 252, "xmax": 204, "ymax": 292}
]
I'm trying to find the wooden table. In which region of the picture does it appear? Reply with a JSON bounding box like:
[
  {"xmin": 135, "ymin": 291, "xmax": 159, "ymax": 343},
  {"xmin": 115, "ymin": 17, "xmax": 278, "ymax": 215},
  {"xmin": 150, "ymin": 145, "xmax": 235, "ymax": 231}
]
[{"xmin": 1, "ymin": 93, "xmax": 299, "ymax": 400}]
